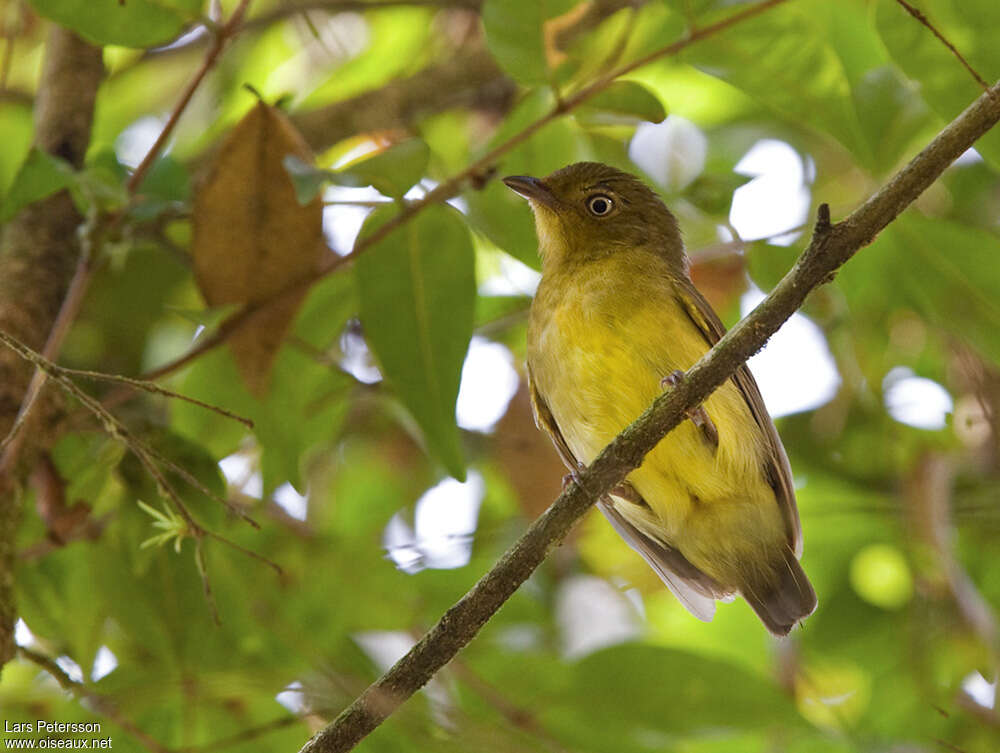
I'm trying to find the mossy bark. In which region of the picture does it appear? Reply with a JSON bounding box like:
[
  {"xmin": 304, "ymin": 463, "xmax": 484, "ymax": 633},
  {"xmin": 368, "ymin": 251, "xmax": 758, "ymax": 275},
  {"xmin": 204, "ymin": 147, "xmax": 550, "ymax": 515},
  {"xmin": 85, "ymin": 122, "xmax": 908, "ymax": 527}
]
[{"xmin": 0, "ymin": 27, "xmax": 103, "ymax": 668}]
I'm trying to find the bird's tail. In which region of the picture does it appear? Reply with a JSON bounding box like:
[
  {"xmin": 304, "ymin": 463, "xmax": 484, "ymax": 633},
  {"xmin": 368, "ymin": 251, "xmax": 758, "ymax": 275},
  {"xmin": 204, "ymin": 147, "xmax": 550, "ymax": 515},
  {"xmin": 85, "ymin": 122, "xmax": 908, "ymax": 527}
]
[{"xmin": 743, "ymin": 548, "xmax": 817, "ymax": 637}]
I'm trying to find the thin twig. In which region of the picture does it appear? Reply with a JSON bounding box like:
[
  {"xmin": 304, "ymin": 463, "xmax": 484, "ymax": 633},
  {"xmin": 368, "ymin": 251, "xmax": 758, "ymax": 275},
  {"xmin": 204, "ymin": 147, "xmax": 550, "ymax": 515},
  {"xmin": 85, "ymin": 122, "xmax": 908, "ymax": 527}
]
[
  {"xmin": 0, "ymin": 329, "xmax": 258, "ymax": 525},
  {"xmin": 450, "ymin": 659, "xmax": 568, "ymax": 753},
  {"xmin": 0, "ymin": 244, "xmax": 96, "ymax": 477},
  {"xmin": 687, "ymin": 222, "xmax": 810, "ymax": 263},
  {"xmin": 933, "ymin": 738, "xmax": 969, "ymax": 753},
  {"xmin": 176, "ymin": 714, "xmax": 302, "ymax": 752},
  {"xmin": 53, "ymin": 363, "xmax": 253, "ymax": 428},
  {"xmin": 203, "ymin": 528, "xmax": 283, "ymax": 574},
  {"xmin": 893, "ymin": 0, "xmax": 991, "ymax": 92},
  {"xmin": 906, "ymin": 454, "xmax": 999, "ymax": 659},
  {"xmin": 140, "ymin": 0, "xmax": 793, "ymax": 382},
  {"xmin": 136, "ymin": 431, "xmax": 261, "ymax": 530},
  {"xmin": 127, "ymin": 0, "xmax": 253, "ymax": 193},
  {"xmin": 296, "ymin": 78, "xmax": 1000, "ymax": 753},
  {"xmin": 0, "ymin": 331, "xmax": 282, "ymax": 578},
  {"xmin": 18, "ymin": 646, "xmax": 172, "ymax": 753}
]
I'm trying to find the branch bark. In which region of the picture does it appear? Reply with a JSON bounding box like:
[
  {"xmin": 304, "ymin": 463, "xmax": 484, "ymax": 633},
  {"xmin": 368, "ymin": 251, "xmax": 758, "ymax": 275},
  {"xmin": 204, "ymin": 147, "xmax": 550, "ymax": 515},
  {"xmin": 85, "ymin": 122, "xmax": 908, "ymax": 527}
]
[
  {"xmin": 288, "ymin": 0, "xmax": 647, "ymax": 153},
  {"xmin": 0, "ymin": 27, "xmax": 103, "ymax": 667},
  {"xmin": 297, "ymin": 79, "xmax": 1000, "ymax": 753},
  {"xmin": 291, "ymin": 48, "xmax": 514, "ymax": 152}
]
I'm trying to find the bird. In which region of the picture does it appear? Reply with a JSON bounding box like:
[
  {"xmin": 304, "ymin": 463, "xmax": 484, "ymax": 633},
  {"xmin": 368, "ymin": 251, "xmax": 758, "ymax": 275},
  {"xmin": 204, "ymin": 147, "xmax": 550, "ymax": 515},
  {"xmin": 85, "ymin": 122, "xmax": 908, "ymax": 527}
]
[{"xmin": 503, "ymin": 161, "xmax": 816, "ymax": 636}]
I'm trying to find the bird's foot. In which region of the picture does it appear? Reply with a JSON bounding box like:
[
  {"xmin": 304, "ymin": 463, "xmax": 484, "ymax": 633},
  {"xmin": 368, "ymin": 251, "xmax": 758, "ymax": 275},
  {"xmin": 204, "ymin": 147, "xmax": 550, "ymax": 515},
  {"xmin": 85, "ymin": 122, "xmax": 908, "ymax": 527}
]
[
  {"xmin": 562, "ymin": 462, "xmax": 587, "ymax": 491},
  {"xmin": 609, "ymin": 481, "xmax": 645, "ymax": 506},
  {"xmin": 660, "ymin": 369, "xmax": 719, "ymax": 449}
]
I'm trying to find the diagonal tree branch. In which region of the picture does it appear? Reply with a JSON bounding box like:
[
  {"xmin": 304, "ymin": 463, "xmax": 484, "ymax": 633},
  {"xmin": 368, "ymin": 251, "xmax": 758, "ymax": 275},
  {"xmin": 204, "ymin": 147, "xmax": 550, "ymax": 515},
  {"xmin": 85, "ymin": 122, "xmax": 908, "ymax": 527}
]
[{"xmin": 296, "ymin": 79, "xmax": 1000, "ymax": 753}]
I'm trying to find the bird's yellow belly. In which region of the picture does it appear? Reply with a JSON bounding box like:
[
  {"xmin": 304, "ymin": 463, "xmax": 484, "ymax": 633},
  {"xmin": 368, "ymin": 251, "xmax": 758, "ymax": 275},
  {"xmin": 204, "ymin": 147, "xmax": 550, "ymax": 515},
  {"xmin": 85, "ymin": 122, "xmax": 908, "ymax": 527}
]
[{"xmin": 530, "ymin": 288, "xmax": 773, "ymax": 548}]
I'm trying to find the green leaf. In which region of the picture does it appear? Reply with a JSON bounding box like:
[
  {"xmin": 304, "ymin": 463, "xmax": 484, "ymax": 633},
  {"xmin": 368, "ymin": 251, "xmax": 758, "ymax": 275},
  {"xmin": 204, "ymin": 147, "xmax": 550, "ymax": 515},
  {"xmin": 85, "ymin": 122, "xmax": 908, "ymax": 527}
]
[
  {"xmin": 482, "ymin": 0, "xmax": 575, "ymax": 85},
  {"xmin": 338, "ymin": 139, "xmax": 430, "ymax": 198},
  {"xmin": 683, "ymin": 171, "xmax": 752, "ymax": 215},
  {"xmin": 284, "ymin": 155, "xmax": 330, "ymax": 205},
  {"xmin": 27, "ymin": 0, "xmax": 202, "ymax": 48},
  {"xmin": 819, "ymin": 3, "xmax": 932, "ymax": 172},
  {"xmin": 117, "ymin": 427, "xmax": 228, "ymax": 528},
  {"xmin": 64, "ymin": 244, "xmax": 188, "ymax": 376},
  {"xmin": 464, "ymin": 180, "xmax": 541, "ymax": 270},
  {"xmin": 286, "ymin": 139, "xmax": 430, "ymax": 201},
  {"xmin": 482, "ymin": 0, "xmax": 549, "ymax": 85},
  {"xmin": 355, "ymin": 205, "xmax": 475, "ymax": 479},
  {"xmin": 0, "ymin": 103, "xmax": 33, "ymax": 196},
  {"xmin": 566, "ymin": 2, "xmax": 686, "ymax": 88},
  {"xmin": 837, "ymin": 213, "xmax": 1000, "ymax": 365},
  {"xmin": 76, "ymin": 147, "xmax": 131, "ymax": 212},
  {"xmin": 539, "ymin": 644, "xmax": 805, "ymax": 752},
  {"xmin": 49, "ymin": 432, "xmax": 126, "ymax": 515},
  {"xmin": 746, "ymin": 240, "xmax": 800, "ymax": 293},
  {"xmin": 489, "ymin": 88, "xmax": 596, "ymax": 178},
  {"xmin": 875, "ymin": 0, "xmax": 1000, "ymax": 169},
  {"xmin": 129, "ymin": 155, "xmax": 192, "ymax": 220},
  {"xmin": 677, "ymin": 0, "xmax": 895, "ymax": 168},
  {"xmin": 300, "ymin": 7, "xmax": 433, "ymax": 109},
  {"xmin": 849, "ymin": 65, "xmax": 932, "ymax": 173},
  {"xmin": 1, "ymin": 148, "xmax": 75, "ymax": 222},
  {"xmin": 169, "ymin": 272, "xmax": 356, "ymax": 495},
  {"xmin": 576, "ymin": 80, "xmax": 667, "ymax": 126}
]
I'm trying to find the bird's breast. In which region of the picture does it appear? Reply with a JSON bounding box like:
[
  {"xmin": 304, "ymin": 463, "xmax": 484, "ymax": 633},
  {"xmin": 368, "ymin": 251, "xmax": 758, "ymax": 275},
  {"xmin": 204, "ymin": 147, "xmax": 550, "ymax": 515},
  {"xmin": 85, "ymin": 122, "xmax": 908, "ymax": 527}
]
[
  {"xmin": 528, "ymin": 266, "xmax": 699, "ymax": 463},
  {"xmin": 527, "ymin": 261, "xmax": 771, "ymax": 539}
]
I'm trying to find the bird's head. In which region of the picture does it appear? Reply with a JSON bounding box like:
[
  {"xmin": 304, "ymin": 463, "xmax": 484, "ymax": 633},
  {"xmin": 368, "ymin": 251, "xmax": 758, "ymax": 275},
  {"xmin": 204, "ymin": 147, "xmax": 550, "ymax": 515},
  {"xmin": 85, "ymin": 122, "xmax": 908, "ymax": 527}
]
[{"xmin": 503, "ymin": 161, "xmax": 684, "ymax": 271}]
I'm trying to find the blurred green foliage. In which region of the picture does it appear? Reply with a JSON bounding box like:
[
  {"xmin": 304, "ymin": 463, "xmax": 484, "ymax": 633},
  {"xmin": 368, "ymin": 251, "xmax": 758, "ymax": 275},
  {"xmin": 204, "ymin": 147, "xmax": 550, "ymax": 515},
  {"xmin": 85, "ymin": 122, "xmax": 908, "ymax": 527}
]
[{"xmin": 3, "ymin": 1, "xmax": 1000, "ymax": 752}]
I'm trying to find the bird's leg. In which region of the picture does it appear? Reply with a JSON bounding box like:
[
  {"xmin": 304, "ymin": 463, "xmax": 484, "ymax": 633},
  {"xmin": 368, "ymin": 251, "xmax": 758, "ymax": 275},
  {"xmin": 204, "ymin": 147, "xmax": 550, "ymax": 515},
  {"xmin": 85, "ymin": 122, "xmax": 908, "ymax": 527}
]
[
  {"xmin": 609, "ymin": 480, "xmax": 645, "ymax": 506},
  {"xmin": 660, "ymin": 369, "xmax": 719, "ymax": 450}
]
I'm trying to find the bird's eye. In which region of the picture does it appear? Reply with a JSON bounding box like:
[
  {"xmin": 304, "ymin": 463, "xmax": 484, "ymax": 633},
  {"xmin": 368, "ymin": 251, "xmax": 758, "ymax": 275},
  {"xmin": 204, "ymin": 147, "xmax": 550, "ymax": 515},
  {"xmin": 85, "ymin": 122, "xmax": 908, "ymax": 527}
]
[{"xmin": 587, "ymin": 195, "xmax": 614, "ymax": 217}]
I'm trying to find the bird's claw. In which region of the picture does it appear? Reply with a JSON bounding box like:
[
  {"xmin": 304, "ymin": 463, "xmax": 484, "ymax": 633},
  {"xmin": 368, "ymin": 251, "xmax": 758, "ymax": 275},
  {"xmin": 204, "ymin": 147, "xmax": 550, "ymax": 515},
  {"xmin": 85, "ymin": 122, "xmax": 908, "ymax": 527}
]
[
  {"xmin": 562, "ymin": 463, "xmax": 586, "ymax": 491},
  {"xmin": 609, "ymin": 481, "xmax": 644, "ymax": 506},
  {"xmin": 661, "ymin": 369, "xmax": 719, "ymax": 449}
]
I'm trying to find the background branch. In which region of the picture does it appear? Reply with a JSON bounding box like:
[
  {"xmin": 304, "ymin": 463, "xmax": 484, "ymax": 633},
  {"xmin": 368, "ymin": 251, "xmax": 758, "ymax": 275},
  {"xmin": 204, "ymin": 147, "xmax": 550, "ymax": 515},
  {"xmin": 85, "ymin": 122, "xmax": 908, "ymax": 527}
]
[
  {"xmin": 297, "ymin": 79, "xmax": 1000, "ymax": 753},
  {"xmin": 291, "ymin": 48, "xmax": 514, "ymax": 151},
  {"xmin": 144, "ymin": 0, "xmax": 791, "ymax": 382},
  {"xmin": 0, "ymin": 26, "xmax": 103, "ymax": 669},
  {"xmin": 0, "ymin": 2, "xmax": 256, "ymax": 670},
  {"xmin": 18, "ymin": 646, "xmax": 172, "ymax": 753}
]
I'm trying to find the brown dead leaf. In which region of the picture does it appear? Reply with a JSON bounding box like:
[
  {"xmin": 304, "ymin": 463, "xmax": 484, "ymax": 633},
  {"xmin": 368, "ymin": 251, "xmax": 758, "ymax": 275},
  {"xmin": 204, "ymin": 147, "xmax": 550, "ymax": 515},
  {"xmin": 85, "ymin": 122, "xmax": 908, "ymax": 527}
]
[{"xmin": 192, "ymin": 101, "xmax": 325, "ymax": 394}]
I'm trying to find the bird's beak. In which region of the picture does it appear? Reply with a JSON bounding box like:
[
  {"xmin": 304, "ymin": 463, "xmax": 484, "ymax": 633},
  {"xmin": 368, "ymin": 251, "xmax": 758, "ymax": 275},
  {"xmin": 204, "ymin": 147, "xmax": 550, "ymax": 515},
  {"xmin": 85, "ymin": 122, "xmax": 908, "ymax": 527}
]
[{"xmin": 502, "ymin": 175, "xmax": 558, "ymax": 209}]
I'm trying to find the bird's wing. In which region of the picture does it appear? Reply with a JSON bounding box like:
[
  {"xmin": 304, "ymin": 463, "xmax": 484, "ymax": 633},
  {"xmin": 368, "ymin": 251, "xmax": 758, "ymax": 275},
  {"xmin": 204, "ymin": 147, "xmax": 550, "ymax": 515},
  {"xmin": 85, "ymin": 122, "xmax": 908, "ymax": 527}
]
[
  {"xmin": 527, "ymin": 364, "xmax": 578, "ymax": 471},
  {"xmin": 673, "ymin": 276, "xmax": 803, "ymax": 556},
  {"xmin": 596, "ymin": 498, "xmax": 719, "ymax": 621},
  {"xmin": 527, "ymin": 364, "xmax": 726, "ymax": 621}
]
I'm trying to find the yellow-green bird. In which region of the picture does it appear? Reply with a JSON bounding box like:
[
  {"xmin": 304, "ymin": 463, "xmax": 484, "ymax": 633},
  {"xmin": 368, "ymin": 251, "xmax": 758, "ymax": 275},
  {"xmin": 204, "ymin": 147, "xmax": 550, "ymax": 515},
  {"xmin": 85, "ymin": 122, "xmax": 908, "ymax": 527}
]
[{"xmin": 504, "ymin": 162, "xmax": 816, "ymax": 636}]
